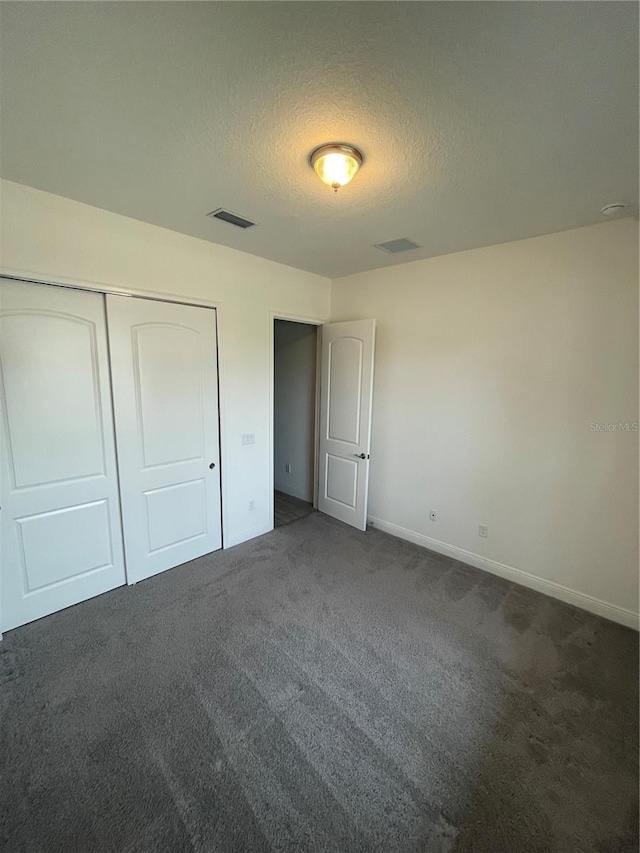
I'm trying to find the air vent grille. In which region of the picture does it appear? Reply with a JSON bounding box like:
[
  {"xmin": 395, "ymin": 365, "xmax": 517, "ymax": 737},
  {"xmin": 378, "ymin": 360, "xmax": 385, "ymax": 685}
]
[
  {"xmin": 207, "ymin": 208, "xmax": 256, "ymax": 229},
  {"xmin": 374, "ymin": 238, "xmax": 420, "ymax": 254}
]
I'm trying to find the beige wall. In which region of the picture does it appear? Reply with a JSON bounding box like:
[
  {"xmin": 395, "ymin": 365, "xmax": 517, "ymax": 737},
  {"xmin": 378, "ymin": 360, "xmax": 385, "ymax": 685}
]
[
  {"xmin": 331, "ymin": 220, "xmax": 639, "ymax": 627},
  {"xmin": 0, "ymin": 179, "xmax": 331, "ymax": 547},
  {"xmin": 2, "ymin": 179, "xmax": 637, "ymax": 626}
]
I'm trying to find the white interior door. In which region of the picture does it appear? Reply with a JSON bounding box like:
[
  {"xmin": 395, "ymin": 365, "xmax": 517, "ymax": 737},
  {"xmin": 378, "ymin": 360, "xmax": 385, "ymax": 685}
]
[
  {"xmin": 107, "ymin": 295, "xmax": 222, "ymax": 584},
  {"xmin": 317, "ymin": 319, "xmax": 375, "ymax": 531},
  {"xmin": 0, "ymin": 280, "xmax": 126, "ymax": 632}
]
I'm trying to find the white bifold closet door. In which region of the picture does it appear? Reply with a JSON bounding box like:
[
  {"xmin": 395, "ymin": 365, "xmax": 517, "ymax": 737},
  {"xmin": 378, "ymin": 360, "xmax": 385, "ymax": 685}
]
[
  {"xmin": 0, "ymin": 280, "xmax": 126, "ymax": 631},
  {"xmin": 106, "ymin": 295, "xmax": 222, "ymax": 584}
]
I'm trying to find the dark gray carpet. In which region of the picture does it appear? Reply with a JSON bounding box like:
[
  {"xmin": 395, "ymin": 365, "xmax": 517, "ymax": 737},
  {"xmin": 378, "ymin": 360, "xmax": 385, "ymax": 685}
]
[
  {"xmin": 0, "ymin": 513, "xmax": 637, "ymax": 853},
  {"xmin": 274, "ymin": 491, "xmax": 314, "ymax": 528}
]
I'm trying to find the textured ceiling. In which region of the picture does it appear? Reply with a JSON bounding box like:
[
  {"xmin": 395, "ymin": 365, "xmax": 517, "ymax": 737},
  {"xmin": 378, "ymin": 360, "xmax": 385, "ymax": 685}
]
[{"xmin": 1, "ymin": 2, "xmax": 637, "ymax": 278}]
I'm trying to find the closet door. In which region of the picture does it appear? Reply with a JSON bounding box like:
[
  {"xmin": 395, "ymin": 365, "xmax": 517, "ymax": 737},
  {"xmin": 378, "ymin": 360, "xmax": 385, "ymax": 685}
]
[
  {"xmin": 0, "ymin": 280, "xmax": 126, "ymax": 632},
  {"xmin": 106, "ymin": 295, "xmax": 222, "ymax": 584}
]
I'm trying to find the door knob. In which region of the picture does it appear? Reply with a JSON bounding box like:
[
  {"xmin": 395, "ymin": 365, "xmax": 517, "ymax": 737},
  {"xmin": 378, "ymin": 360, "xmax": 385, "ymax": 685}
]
[
  {"xmin": 354, "ymin": 453, "xmax": 369, "ymax": 459},
  {"xmin": 209, "ymin": 462, "xmax": 216, "ymax": 469}
]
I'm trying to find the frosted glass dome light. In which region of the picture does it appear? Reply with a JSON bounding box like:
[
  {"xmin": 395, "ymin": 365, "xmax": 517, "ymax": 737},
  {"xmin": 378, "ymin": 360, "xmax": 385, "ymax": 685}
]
[{"xmin": 310, "ymin": 144, "xmax": 363, "ymax": 192}]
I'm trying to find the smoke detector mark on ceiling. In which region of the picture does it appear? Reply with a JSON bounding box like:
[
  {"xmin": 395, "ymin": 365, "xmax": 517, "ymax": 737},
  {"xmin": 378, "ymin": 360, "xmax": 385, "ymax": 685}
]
[
  {"xmin": 600, "ymin": 203, "xmax": 626, "ymax": 217},
  {"xmin": 207, "ymin": 208, "xmax": 256, "ymax": 229},
  {"xmin": 374, "ymin": 238, "xmax": 421, "ymax": 254}
]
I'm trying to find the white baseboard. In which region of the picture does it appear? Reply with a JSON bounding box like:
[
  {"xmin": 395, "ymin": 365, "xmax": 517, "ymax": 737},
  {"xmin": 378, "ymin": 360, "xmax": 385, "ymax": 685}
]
[
  {"xmin": 367, "ymin": 515, "xmax": 639, "ymax": 631},
  {"xmin": 225, "ymin": 521, "xmax": 273, "ymax": 549},
  {"xmin": 274, "ymin": 483, "xmax": 314, "ymax": 502}
]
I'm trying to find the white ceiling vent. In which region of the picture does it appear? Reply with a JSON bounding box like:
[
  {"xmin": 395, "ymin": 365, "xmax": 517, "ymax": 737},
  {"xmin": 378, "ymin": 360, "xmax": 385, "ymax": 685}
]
[
  {"xmin": 207, "ymin": 208, "xmax": 256, "ymax": 229},
  {"xmin": 374, "ymin": 238, "xmax": 421, "ymax": 254}
]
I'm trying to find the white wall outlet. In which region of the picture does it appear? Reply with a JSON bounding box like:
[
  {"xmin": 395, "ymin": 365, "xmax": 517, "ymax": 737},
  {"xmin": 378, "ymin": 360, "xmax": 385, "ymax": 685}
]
[
  {"xmin": 248, "ymin": 500, "xmax": 255, "ymax": 511},
  {"xmin": 285, "ymin": 464, "xmax": 291, "ymax": 474},
  {"xmin": 479, "ymin": 524, "xmax": 488, "ymax": 538},
  {"xmin": 241, "ymin": 433, "xmax": 255, "ymax": 446},
  {"xmin": 429, "ymin": 510, "xmax": 437, "ymax": 522}
]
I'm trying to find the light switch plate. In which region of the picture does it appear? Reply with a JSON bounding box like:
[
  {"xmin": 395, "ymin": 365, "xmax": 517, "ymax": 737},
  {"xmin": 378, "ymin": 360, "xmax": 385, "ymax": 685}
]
[{"xmin": 241, "ymin": 433, "xmax": 255, "ymax": 446}]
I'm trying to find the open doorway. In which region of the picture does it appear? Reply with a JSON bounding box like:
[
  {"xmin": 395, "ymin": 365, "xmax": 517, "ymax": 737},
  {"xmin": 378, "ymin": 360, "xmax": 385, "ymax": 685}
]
[{"xmin": 273, "ymin": 319, "xmax": 318, "ymax": 527}]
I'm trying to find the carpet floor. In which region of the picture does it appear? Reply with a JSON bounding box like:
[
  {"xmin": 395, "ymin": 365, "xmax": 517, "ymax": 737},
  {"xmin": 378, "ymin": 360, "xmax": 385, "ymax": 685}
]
[
  {"xmin": 0, "ymin": 513, "xmax": 637, "ymax": 853},
  {"xmin": 274, "ymin": 491, "xmax": 314, "ymax": 528}
]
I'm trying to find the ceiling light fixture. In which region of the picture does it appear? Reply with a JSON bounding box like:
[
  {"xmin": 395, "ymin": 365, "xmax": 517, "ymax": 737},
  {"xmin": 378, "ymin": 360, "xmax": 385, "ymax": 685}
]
[{"xmin": 310, "ymin": 143, "xmax": 363, "ymax": 192}]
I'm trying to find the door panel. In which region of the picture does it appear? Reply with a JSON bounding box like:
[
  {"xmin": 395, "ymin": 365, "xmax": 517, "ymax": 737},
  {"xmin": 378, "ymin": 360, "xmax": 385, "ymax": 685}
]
[
  {"xmin": 107, "ymin": 296, "xmax": 221, "ymax": 583},
  {"xmin": 145, "ymin": 479, "xmax": 207, "ymax": 552},
  {"xmin": 3, "ymin": 313, "xmax": 107, "ymax": 487},
  {"xmin": 326, "ymin": 454, "xmax": 358, "ymax": 507},
  {"xmin": 327, "ymin": 337, "xmax": 363, "ymax": 444},
  {"xmin": 0, "ymin": 279, "xmax": 126, "ymax": 632},
  {"xmin": 18, "ymin": 500, "xmax": 114, "ymax": 591},
  {"xmin": 318, "ymin": 320, "xmax": 375, "ymax": 531},
  {"xmin": 134, "ymin": 324, "xmax": 204, "ymax": 466}
]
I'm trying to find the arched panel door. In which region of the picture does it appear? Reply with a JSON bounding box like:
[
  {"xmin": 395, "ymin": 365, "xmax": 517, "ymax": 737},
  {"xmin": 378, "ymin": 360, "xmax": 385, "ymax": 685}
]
[
  {"xmin": 0, "ymin": 279, "xmax": 126, "ymax": 632},
  {"xmin": 317, "ymin": 319, "xmax": 376, "ymax": 531},
  {"xmin": 106, "ymin": 295, "xmax": 222, "ymax": 584}
]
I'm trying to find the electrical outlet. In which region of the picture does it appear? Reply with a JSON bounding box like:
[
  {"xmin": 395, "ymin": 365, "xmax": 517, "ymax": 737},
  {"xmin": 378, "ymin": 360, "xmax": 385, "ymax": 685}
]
[
  {"xmin": 479, "ymin": 524, "xmax": 488, "ymax": 538},
  {"xmin": 285, "ymin": 464, "xmax": 291, "ymax": 474},
  {"xmin": 241, "ymin": 433, "xmax": 255, "ymax": 446},
  {"xmin": 429, "ymin": 510, "xmax": 437, "ymax": 522},
  {"xmin": 248, "ymin": 500, "xmax": 255, "ymax": 511}
]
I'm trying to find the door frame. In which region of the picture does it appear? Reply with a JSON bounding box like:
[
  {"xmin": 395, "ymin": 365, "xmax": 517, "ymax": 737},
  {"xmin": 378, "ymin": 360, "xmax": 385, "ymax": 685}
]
[
  {"xmin": 269, "ymin": 311, "xmax": 325, "ymax": 530},
  {"xmin": 0, "ymin": 268, "xmax": 227, "ymax": 554}
]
